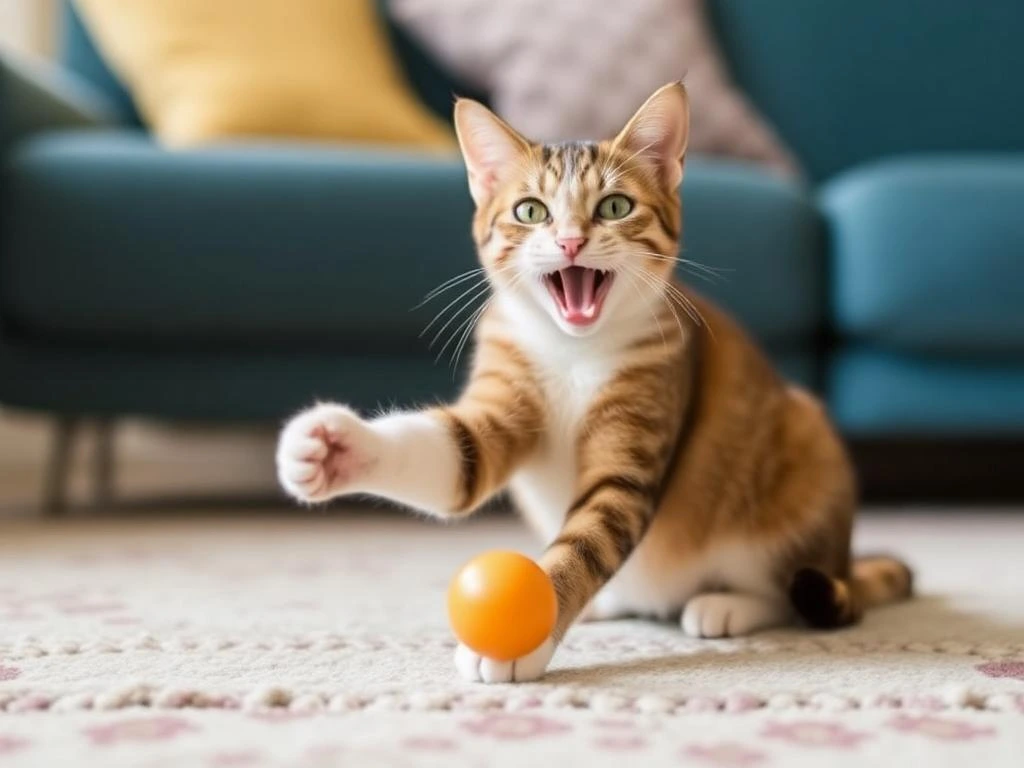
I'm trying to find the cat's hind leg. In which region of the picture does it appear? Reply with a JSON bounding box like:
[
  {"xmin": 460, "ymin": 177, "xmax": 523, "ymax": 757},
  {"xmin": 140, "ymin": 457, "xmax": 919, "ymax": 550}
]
[
  {"xmin": 681, "ymin": 593, "xmax": 789, "ymax": 638},
  {"xmin": 579, "ymin": 591, "xmax": 636, "ymax": 623}
]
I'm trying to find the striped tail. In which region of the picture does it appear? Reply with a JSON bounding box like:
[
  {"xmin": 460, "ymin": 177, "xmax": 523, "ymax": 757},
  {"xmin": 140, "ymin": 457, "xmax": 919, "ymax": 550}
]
[{"xmin": 788, "ymin": 556, "xmax": 914, "ymax": 629}]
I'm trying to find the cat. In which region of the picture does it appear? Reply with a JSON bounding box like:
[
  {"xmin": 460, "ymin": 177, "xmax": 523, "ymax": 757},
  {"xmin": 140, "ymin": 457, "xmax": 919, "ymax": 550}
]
[{"xmin": 276, "ymin": 82, "xmax": 912, "ymax": 683}]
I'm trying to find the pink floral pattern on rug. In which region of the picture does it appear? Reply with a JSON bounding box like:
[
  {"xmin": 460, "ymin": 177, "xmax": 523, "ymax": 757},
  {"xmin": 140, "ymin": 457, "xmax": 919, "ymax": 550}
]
[
  {"xmin": 207, "ymin": 750, "xmax": 264, "ymax": 766},
  {"xmin": 887, "ymin": 714, "xmax": 996, "ymax": 741},
  {"xmin": 57, "ymin": 600, "xmax": 126, "ymax": 615},
  {"xmin": 976, "ymin": 660, "xmax": 1024, "ymax": 681},
  {"xmin": 0, "ymin": 735, "xmax": 31, "ymax": 755},
  {"xmin": 462, "ymin": 714, "xmax": 571, "ymax": 740},
  {"xmin": 683, "ymin": 742, "xmax": 768, "ymax": 767},
  {"xmin": 0, "ymin": 665, "xmax": 20, "ymax": 681},
  {"xmin": 761, "ymin": 720, "xmax": 869, "ymax": 749},
  {"xmin": 402, "ymin": 736, "xmax": 458, "ymax": 751},
  {"xmin": 594, "ymin": 734, "xmax": 648, "ymax": 751},
  {"xmin": 85, "ymin": 717, "xmax": 199, "ymax": 745}
]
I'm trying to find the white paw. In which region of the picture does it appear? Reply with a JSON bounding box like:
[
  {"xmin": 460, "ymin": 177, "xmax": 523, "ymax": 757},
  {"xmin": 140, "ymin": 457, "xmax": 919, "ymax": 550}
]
[
  {"xmin": 276, "ymin": 403, "xmax": 380, "ymax": 504},
  {"xmin": 682, "ymin": 593, "xmax": 787, "ymax": 638},
  {"xmin": 454, "ymin": 638, "xmax": 555, "ymax": 684}
]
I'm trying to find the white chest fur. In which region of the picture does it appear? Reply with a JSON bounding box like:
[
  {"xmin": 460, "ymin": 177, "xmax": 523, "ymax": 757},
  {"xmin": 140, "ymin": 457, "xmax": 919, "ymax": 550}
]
[{"xmin": 508, "ymin": 335, "xmax": 621, "ymax": 543}]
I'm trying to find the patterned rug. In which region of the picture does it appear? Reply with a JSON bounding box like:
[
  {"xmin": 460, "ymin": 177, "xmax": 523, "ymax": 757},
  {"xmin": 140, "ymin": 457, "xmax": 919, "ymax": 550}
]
[{"xmin": 1, "ymin": 510, "xmax": 1022, "ymax": 766}]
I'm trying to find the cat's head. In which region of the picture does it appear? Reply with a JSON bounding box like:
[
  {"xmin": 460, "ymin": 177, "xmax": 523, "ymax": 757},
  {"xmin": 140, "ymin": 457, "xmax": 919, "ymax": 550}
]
[{"xmin": 454, "ymin": 82, "xmax": 689, "ymax": 338}]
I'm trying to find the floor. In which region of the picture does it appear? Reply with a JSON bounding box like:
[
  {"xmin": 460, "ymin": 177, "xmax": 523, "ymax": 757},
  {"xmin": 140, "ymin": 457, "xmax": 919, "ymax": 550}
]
[{"xmin": 0, "ymin": 509, "xmax": 1022, "ymax": 766}]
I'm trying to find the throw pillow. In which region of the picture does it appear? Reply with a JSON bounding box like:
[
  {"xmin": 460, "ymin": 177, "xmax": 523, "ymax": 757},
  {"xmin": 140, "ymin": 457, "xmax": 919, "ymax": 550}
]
[
  {"xmin": 74, "ymin": 0, "xmax": 455, "ymax": 150},
  {"xmin": 389, "ymin": 0, "xmax": 800, "ymax": 176}
]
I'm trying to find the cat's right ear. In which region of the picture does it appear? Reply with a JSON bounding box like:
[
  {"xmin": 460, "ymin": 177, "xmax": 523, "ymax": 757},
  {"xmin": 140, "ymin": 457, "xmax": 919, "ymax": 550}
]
[{"xmin": 453, "ymin": 99, "xmax": 530, "ymax": 206}]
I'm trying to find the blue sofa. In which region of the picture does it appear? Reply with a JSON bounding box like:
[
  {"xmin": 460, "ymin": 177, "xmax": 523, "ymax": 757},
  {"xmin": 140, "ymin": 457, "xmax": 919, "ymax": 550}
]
[{"xmin": 1, "ymin": 1, "xmax": 1022, "ymax": 503}]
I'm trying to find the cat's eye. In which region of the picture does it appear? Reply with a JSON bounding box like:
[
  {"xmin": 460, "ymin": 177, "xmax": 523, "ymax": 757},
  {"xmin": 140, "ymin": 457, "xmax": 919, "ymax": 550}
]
[
  {"xmin": 513, "ymin": 198, "xmax": 548, "ymax": 224},
  {"xmin": 596, "ymin": 194, "xmax": 634, "ymax": 220}
]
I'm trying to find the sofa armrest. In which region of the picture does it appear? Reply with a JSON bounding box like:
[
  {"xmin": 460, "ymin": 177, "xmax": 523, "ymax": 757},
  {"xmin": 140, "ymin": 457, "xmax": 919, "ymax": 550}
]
[{"xmin": 0, "ymin": 50, "xmax": 120, "ymax": 153}]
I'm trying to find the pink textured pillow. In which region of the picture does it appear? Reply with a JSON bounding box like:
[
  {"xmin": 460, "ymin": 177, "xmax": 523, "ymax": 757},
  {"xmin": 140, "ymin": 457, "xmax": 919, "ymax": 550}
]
[{"xmin": 390, "ymin": 0, "xmax": 801, "ymax": 177}]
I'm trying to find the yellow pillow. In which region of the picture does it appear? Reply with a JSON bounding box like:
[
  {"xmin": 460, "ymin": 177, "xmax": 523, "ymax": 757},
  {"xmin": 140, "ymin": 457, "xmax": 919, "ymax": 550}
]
[{"xmin": 74, "ymin": 0, "xmax": 455, "ymax": 150}]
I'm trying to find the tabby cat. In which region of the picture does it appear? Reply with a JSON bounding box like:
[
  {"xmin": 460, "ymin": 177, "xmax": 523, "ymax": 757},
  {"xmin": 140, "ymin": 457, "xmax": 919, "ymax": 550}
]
[{"xmin": 276, "ymin": 83, "xmax": 912, "ymax": 683}]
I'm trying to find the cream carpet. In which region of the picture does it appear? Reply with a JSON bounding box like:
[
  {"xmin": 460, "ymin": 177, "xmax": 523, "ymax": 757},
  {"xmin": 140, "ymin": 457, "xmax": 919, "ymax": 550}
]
[{"xmin": 1, "ymin": 510, "xmax": 1023, "ymax": 766}]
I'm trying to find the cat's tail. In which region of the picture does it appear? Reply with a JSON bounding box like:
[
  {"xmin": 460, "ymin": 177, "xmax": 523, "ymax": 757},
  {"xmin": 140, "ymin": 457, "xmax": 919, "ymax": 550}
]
[{"xmin": 788, "ymin": 556, "xmax": 913, "ymax": 629}]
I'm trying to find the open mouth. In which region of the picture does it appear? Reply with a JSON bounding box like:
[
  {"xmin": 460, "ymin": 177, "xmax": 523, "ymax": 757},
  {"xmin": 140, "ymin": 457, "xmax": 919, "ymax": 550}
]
[{"xmin": 543, "ymin": 267, "xmax": 615, "ymax": 327}]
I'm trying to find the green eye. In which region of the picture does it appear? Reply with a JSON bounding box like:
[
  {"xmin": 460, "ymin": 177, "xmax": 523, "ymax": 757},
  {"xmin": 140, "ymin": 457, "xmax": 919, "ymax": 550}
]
[
  {"xmin": 597, "ymin": 194, "xmax": 633, "ymax": 220},
  {"xmin": 513, "ymin": 198, "xmax": 548, "ymax": 224}
]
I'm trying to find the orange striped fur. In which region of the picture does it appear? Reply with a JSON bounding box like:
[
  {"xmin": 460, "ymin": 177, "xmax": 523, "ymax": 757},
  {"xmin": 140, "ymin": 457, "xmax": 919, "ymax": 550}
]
[{"xmin": 277, "ymin": 84, "xmax": 912, "ymax": 683}]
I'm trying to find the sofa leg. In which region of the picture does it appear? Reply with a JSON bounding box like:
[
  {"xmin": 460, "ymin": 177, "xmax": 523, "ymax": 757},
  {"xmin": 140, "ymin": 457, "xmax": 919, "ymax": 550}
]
[
  {"xmin": 93, "ymin": 419, "xmax": 116, "ymax": 508},
  {"xmin": 43, "ymin": 416, "xmax": 80, "ymax": 517}
]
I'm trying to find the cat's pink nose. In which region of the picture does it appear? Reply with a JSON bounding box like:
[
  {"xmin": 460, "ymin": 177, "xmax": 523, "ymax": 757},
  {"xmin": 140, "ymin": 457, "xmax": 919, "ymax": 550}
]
[{"xmin": 556, "ymin": 236, "xmax": 588, "ymax": 260}]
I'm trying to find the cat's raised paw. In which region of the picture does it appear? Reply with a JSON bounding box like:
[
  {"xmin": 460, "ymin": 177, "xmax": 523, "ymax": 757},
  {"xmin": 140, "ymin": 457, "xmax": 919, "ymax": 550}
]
[
  {"xmin": 276, "ymin": 403, "xmax": 380, "ymax": 503},
  {"xmin": 681, "ymin": 593, "xmax": 787, "ymax": 638},
  {"xmin": 454, "ymin": 638, "xmax": 555, "ymax": 683}
]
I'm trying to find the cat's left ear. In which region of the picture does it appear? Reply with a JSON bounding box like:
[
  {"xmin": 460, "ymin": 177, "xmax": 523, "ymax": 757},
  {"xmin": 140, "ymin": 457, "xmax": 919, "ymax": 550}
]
[
  {"xmin": 612, "ymin": 82, "xmax": 690, "ymax": 190},
  {"xmin": 454, "ymin": 98, "xmax": 531, "ymax": 205}
]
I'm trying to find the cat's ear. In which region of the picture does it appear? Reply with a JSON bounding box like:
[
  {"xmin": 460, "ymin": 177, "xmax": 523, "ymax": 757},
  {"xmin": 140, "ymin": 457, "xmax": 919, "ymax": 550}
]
[
  {"xmin": 454, "ymin": 99, "xmax": 531, "ymax": 205},
  {"xmin": 612, "ymin": 82, "xmax": 690, "ymax": 190}
]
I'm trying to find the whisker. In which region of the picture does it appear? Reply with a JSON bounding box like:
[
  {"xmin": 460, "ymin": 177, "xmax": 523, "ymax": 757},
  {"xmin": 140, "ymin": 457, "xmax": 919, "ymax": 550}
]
[
  {"xmin": 658, "ymin": 276, "xmax": 716, "ymax": 343},
  {"xmin": 444, "ymin": 269, "xmax": 527, "ymax": 374},
  {"xmin": 444, "ymin": 297, "xmax": 491, "ymax": 372},
  {"xmin": 618, "ymin": 264, "xmax": 684, "ymax": 342},
  {"xmin": 622, "ymin": 267, "xmax": 667, "ymax": 350},
  {"xmin": 434, "ymin": 294, "xmax": 489, "ymax": 363},
  {"xmin": 420, "ymin": 278, "xmax": 491, "ymax": 338},
  {"xmin": 415, "ymin": 267, "xmax": 487, "ymax": 307},
  {"xmin": 629, "ymin": 250, "xmax": 731, "ymax": 280},
  {"xmin": 627, "ymin": 252, "xmax": 728, "ymax": 287},
  {"xmin": 634, "ymin": 265, "xmax": 711, "ymax": 340},
  {"xmin": 622, "ymin": 264, "xmax": 687, "ymax": 344},
  {"xmin": 427, "ymin": 283, "xmax": 492, "ymax": 348}
]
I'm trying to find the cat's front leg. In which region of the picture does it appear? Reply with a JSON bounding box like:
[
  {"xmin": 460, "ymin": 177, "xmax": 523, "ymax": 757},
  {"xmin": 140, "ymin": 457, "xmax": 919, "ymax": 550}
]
[
  {"xmin": 277, "ymin": 351, "xmax": 545, "ymax": 516},
  {"xmin": 461, "ymin": 472, "xmax": 662, "ymax": 683},
  {"xmin": 454, "ymin": 637, "xmax": 556, "ymax": 684},
  {"xmin": 457, "ymin": 376, "xmax": 688, "ymax": 682},
  {"xmin": 277, "ymin": 404, "xmax": 467, "ymax": 514}
]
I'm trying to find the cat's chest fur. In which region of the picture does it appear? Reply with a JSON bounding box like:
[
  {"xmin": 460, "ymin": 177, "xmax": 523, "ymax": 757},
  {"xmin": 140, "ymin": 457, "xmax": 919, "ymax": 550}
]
[{"xmin": 507, "ymin": 334, "xmax": 623, "ymax": 543}]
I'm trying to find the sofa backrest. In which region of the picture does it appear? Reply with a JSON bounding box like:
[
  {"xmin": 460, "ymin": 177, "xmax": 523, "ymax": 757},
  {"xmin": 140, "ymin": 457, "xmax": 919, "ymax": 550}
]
[
  {"xmin": 709, "ymin": 0, "xmax": 1024, "ymax": 180},
  {"xmin": 62, "ymin": 1, "xmax": 1024, "ymax": 181},
  {"xmin": 59, "ymin": 1, "xmax": 482, "ymax": 129}
]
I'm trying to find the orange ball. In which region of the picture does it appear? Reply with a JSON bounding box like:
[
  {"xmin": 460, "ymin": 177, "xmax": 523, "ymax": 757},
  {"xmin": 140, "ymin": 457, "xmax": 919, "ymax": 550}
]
[{"xmin": 447, "ymin": 550, "xmax": 558, "ymax": 661}]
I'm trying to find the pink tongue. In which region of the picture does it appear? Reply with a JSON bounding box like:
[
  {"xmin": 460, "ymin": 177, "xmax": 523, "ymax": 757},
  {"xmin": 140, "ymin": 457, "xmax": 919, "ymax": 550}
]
[{"xmin": 560, "ymin": 267, "xmax": 597, "ymax": 317}]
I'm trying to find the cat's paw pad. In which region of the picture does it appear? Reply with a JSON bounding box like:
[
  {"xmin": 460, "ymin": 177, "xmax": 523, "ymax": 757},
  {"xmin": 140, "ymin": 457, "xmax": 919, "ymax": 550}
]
[
  {"xmin": 454, "ymin": 639, "xmax": 555, "ymax": 684},
  {"xmin": 276, "ymin": 403, "xmax": 379, "ymax": 503},
  {"xmin": 682, "ymin": 593, "xmax": 785, "ymax": 638}
]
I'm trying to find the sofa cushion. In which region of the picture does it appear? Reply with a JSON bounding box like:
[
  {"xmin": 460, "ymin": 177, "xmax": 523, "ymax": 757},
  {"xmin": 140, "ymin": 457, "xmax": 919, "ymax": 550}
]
[
  {"xmin": 391, "ymin": 0, "xmax": 799, "ymax": 176},
  {"xmin": 823, "ymin": 156, "xmax": 1024, "ymax": 356},
  {"xmin": 59, "ymin": 1, "xmax": 483, "ymax": 129},
  {"xmin": 829, "ymin": 346, "xmax": 1024, "ymax": 436},
  {"xmin": 711, "ymin": 0, "xmax": 1024, "ymax": 180},
  {"xmin": 1, "ymin": 132, "xmax": 822, "ymax": 351},
  {"xmin": 73, "ymin": 0, "xmax": 455, "ymax": 150}
]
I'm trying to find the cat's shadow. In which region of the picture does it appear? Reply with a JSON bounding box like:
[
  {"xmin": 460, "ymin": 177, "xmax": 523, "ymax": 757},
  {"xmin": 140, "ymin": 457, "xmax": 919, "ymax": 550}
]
[{"xmin": 545, "ymin": 595, "xmax": 1024, "ymax": 686}]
